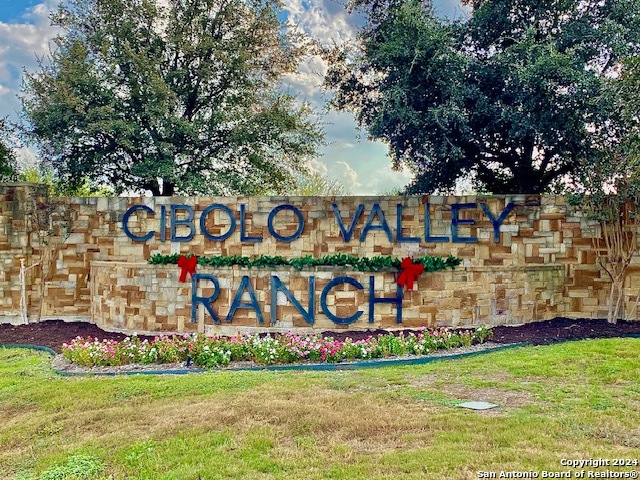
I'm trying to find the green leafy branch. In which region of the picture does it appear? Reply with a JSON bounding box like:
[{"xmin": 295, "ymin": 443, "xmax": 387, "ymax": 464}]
[{"xmin": 148, "ymin": 253, "xmax": 462, "ymax": 272}]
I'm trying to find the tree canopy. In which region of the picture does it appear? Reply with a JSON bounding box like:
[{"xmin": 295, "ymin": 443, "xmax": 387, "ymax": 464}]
[
  {"xmin": 618, "ymin": 57, "xmax": 640, "ymax": 157},
  {"xmin": 0, "ymin": 119, "xmax": 18, "ymax": 183},
  {"xmin": 325, "ymin": 0, "xmax": 640, "ymax": 194},
  {"xmin": 22, "ymin": 0, "xmax": 323, "ymax": 196}
]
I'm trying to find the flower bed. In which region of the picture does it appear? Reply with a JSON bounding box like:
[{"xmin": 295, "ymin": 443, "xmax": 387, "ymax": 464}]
[{"xmin": 62, "ymin": 327, "xmax": 493, "ymax": 368}]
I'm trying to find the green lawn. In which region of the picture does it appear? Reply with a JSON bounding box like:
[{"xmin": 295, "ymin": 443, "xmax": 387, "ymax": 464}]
[{"xmin": 1, "ymin": 338, "xmax": 639, "ymax": 479}]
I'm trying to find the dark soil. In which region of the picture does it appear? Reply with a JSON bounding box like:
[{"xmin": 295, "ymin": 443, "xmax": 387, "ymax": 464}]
[
  {"xmin": 1, "ymin": 318, "xmax": 639, "ymax": 354},
  {"xmin": 0, "ymin": 321, "xmax": 154, "ymax": 353},
  {"xmin": 327, "ymin": 317, "xmax": 640, "ymax": 344},
  {"xmin": 492, "ymin": 317, "xmax": 640, "ymax": 345}
]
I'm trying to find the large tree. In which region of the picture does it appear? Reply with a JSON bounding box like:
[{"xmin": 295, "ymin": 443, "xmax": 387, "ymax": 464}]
[
  {"xmin": 22, "ymin": 0, "xmax": 323, "ymax": 196},
  {"xmin": 325, "ymin": 0, "xmax": 640, "ymax": 194},
  {"xmin": 567, "ymin": 56, "xmax": 640, "ymax": 323}
]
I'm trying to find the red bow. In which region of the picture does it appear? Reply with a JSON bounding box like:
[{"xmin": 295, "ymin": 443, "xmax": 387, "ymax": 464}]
[
  {"xmin": 397, "ymin": 257, "xmax": 424, "ymax": 291},
  {"xmin": 177, "ymin": 255, "xmax": 198, "ymax": 282}
]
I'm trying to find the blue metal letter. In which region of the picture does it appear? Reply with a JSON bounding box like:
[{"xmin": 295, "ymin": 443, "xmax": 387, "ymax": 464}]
[
  {"xmin": 227, "ymin": 276, "xmax": 264, "ymax": 324},
  {"xmin": 396, "ymin": 204, "xmax": 420, "ymax": 243},
  {"xmin": 451, "ymin": 203, "xmax": 478, "ymax": 243},
  {"xmin": 268, "ymin": 205, "xmax": 305, "ymax": 242},
  {"xmin": 332, "ymin": 203, "xmax": 364, "ymax": 242},
  {"xmin": 240, "ymin": 204, "xmax": 262, "ymax": 243},
  {"xmin": 160, "ymin": 205, "xmax": 166, "ymax": 242},
  {"xmin": 368, "ymin": 276, "xmax": 403, "ymax": 324},
  {"xmin": 359, "ymin": 203, "xmax": 393, "ymax": 242},
  {"xmin": 424, "ymin": 203, "xmax": 449, "ymax": 242},
  {"xmin": 200, "ymin": 203, "xmax": 236, "ymax": 242},
  {"xmin": 271, "ymin": 275, "xmax": 315, "ymax": 325},
  {"xmin": 170, "ymin": 204, "xmax": 195, "ymax": 242},
  {"xmin": 191, "ymin": 273, "xmax": 221, "ymax": 324},
  {"xmin": 122, "ymin": 204, "xmax": 155, "ymax": 242},
  {"xmin": 481, "ymin": 202, "xmax": 515, "ymax": 243},
  {"xmin": 320, "ymin": 277, "xmax": 364, "ymax": 325}
]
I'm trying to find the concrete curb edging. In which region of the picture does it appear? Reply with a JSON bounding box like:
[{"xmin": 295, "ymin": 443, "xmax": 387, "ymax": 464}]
[{"xmin": 227, "ymin": 343, "xmax": 531, "ymax": 372}]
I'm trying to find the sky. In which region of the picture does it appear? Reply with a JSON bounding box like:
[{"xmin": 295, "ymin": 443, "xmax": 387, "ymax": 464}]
[{"xmin": 0, "ymin": 0, "xmax": 466, "ymax": 195}]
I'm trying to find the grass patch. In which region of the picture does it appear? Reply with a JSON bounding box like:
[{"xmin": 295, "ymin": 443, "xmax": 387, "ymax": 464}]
[{"xmin": 1, "ymin": 338, "xmax": 640, "ymax": 479}]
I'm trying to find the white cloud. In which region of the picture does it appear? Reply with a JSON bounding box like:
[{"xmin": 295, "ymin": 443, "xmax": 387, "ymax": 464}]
[
  {"xmin": 283, "ymin": 55, "xmax": 329, "ymax": 98},
  {"xmin": 332, "ymin": 160, "xmax": 362, "ymax": 192},
  {"xmin": 14, "ymin": 146, "xmax": 40, "ymax": 169},
  {"xmin": 281, "ymin": 0, "xmax": 358, "ymax": 102},
  {"xmin": 284, "ymin": 0, "xmax": 357, "ymax": 47},
  {"xmin": 0, "ymin": 1, "xmax": 60, "ymax": 122},
  {"xmin": 363, "ymin": 164, "xmax": 414, "ymax": 194},
  {"xmin": 307, "ymin": 158, "xmax": 329, "ymax": 176}
]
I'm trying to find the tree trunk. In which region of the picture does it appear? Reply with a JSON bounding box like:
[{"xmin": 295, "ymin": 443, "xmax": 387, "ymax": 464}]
[
  {"xmin": 614, "ymin": 280, "xmax": 625, "ymax": 324},
  {"xmin": 146, "ymin": 182, "xmax": 161, "ymax": 196},
  {"xmin": 607, "ymin": 275, "xmax": 627, "ymax": 324},
  {"xmin": 162, "ymin": 181, "xmax": 175, "ymax": 196},
  {"xmin": 607, "ymin": 280, "xmax": 619, "ymax": 324},
  {"xmin": 607, "ymin": 281, "xmax": 614, "ymax": 323}
]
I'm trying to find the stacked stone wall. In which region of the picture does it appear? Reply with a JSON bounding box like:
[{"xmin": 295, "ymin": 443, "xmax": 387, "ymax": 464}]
[{"xmin": 1, "ymin": 183, "xmax": 638, "ymax": 333}]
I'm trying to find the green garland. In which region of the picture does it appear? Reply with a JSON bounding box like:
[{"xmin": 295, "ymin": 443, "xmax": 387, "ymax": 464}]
[{"xmin": 148, "ymin": 252, "xmax": 462, "ymax": 273}]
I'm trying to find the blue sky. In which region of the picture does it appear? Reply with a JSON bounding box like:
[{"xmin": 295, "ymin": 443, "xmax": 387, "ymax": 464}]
[
  {"xmin": 0, "ymin": 0, "xmax": 465, "ymax": 194},
  {"xmin": 0, "ymin": 0, "xmax": 41, "ymax": 22}
]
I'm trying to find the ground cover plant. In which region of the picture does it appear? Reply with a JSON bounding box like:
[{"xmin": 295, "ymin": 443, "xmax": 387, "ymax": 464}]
[
  {"xmin": 2, "ymin": 337, "xmax": 640, "ymax": 479},
  {"xmin": 61, "ymin": 327, "xmax": 494, "ymax": 368}
]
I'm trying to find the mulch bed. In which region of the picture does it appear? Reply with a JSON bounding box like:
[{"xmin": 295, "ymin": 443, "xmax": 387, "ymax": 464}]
[
  {"xmin": 1, "ymin": 318, "xmax": 639, "ymax": 354},
  {"xmin": 0, "ymin": 322, "xmax": 154, "ymax": 353}
]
